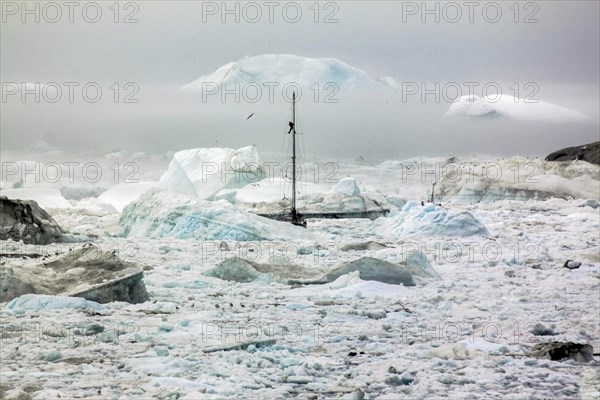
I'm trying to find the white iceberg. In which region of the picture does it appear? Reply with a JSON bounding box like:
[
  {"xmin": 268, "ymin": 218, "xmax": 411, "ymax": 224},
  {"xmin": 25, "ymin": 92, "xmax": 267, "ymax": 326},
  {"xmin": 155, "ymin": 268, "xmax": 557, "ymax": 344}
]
[
  {"xmin": 158, "ymin": 146, "xmax": 264, "ymax": 200},
  {"xmin": 181, "ymin": 54, "xmax": 396, "ymax": 92},
  {"xmin": 330, "ymin": 177, "xmax": 361, "ymax": 196},
  {"xmin": 372, "ymin": 203, "xmax": 488, "ymax": 238}
]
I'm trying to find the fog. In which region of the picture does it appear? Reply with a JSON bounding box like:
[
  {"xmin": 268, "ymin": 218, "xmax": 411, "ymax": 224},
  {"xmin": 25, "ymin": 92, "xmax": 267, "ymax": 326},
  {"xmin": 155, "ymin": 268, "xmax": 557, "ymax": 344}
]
[{"xmin": 1, "ymin": 1, "xmax": 599, "ymax": 160}]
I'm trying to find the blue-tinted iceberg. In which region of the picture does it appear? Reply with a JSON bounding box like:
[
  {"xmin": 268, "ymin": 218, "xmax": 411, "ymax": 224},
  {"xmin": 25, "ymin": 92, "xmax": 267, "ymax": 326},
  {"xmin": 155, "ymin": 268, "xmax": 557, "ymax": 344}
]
[{"xmin": 119, "ymin": 188, "xmax": 313, "ymax": 241}]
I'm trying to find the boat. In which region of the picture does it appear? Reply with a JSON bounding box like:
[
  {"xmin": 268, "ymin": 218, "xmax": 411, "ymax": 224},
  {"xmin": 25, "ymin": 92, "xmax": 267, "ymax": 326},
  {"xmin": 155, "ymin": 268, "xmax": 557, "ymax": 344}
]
[{"xmin": 261, "ymin": 91, "xmax": 389, "ymax": 226}]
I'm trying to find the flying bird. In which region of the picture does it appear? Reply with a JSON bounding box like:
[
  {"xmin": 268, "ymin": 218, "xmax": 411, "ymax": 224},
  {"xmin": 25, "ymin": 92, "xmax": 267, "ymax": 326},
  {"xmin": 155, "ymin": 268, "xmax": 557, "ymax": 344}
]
[{"xmin": 246, "ymin": 113, "xmax": 255, "ymax": 120}]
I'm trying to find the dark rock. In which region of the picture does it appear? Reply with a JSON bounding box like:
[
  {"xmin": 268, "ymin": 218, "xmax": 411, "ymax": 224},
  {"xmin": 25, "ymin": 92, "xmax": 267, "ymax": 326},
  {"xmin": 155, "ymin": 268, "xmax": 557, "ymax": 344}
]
[
  {"xmin": 531, "ymin": 341, "xmax": 594, "ymax": 362},
  {"xmin": 530, "ymin": 323, "xmax": 558, "ymax": 336},
  {"xmin": 545, "ymin": 141, "xmax": 600, "ymax": 165},
  {"xmin": 563, "ymin": 260, "xmax": 582, "ymax": 270},
  {"xmin": 0, "ymin": 196, "xmax": 66, "ymax": 244}
]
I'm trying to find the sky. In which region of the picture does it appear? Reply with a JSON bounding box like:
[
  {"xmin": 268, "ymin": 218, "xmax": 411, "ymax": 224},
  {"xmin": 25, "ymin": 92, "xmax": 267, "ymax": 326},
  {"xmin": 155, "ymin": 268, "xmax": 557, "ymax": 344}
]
[{"xmin": 1, "ymin": 0, "xmax": 599, "ymax": 160}]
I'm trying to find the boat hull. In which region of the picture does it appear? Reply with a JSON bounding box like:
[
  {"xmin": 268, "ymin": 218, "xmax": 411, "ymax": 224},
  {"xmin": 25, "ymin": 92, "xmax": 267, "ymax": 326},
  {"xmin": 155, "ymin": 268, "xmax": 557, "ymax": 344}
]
[{"xmin": 258, "ymin": 209, "xmax": 389, "ymax": 222}]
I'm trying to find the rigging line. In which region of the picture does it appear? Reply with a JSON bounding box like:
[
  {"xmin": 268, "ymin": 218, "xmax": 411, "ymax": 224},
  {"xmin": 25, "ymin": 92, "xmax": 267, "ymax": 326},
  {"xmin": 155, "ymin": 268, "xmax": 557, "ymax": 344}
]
[
  {"xmin": 299, "ymin": 106, "xmax": 308, "ymax": 210},
  {"xmin": 300, "ymin": 122, "xmax": 307, "ymax": 209}
]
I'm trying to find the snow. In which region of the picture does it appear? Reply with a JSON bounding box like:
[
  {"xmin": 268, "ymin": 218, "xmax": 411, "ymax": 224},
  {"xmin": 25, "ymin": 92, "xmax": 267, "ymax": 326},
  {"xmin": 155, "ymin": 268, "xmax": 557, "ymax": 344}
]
[
  {"xmin": 158, "ymin": 146, "xmax": 264, "ymax": 200},
  {"xmin": 446, "ymin": 94, "xmax": 590, "ymax": 122},
  {"xmin": 181, "ymin": 54, "xmax": 396, "ymax": 92},
  {"xmin": 119, "ymin": 188, "xmax": 315, "ymax": 241}
]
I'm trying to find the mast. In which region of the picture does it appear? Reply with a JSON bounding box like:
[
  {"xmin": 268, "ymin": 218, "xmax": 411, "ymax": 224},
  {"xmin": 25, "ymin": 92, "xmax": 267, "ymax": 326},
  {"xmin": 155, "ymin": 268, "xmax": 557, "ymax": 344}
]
[{"xmin": 291, "ymin": 92, "xmax": 298, "ymax": 223}]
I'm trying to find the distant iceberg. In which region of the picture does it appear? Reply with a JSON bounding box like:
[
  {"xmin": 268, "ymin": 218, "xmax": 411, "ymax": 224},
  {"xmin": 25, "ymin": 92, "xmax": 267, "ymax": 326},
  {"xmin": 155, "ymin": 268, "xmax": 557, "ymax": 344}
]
[
  {"xmin": 445, "ymin": 95, "xmax": 590, "ymax": 122},
  {"xmin": 181, "ymin": 54, "xmax": 397, "ymax": 92}
]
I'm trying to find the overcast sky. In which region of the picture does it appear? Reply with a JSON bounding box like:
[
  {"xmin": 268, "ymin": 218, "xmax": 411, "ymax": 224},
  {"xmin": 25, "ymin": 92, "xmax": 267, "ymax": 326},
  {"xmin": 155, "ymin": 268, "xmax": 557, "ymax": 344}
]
[{"xmin": 1, "ymin": 1, "xmax": 599, "ymax": 159}]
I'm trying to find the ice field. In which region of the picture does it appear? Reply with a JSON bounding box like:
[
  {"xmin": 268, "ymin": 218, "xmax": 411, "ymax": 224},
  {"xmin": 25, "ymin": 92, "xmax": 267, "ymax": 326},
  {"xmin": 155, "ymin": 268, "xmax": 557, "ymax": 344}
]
[{"xmin": 1, "ymin": 147, "xmax": 599, "ymax": 399}]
